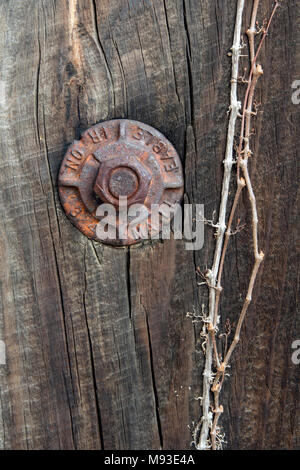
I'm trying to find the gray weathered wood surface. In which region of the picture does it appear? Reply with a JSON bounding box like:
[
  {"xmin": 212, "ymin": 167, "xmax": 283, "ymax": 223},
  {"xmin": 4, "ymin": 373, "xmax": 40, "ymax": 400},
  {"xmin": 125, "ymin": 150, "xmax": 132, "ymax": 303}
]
[{"xmin": 0, "ymin": 0, "xmax": 299, "ymax": 449}]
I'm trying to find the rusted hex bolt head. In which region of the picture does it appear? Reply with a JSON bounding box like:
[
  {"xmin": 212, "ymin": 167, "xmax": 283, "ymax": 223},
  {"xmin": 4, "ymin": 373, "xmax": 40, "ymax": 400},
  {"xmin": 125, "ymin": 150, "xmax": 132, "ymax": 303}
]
[
  {"xmin": 109, "ymin": 168, "xmax": 138, "ymax": 198},
  {"xmin": 93, "ymin": 154, "xmax": 152, "ymax": 207},
  {"xmin": 58, "ymin": 119, "xmax": 184, "ymax": 246}
]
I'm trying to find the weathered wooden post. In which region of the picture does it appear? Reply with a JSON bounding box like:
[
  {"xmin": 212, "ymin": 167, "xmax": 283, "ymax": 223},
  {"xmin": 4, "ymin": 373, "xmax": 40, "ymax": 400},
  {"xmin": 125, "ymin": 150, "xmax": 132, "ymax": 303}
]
[{"xmin": 0, "ymin": 0, "xmax": 298, "ymax": 450}]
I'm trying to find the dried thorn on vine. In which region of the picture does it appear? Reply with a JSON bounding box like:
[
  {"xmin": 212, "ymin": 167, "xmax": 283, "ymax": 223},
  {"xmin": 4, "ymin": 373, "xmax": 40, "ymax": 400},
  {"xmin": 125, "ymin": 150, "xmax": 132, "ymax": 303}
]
[
  {"xmin": 225, "ymin": 318, "xmax": 231, "ymax": 335},
  {"xmin": 231, "ymin": 218, "xmax": 246, "ymax": 235},
  {"xmin": 236, "ymin": 67, "xmax": 249, "ymax": 84},
  {"xmin": 253, "ymin": 99, "xmax": 261, "ymax": 111}
]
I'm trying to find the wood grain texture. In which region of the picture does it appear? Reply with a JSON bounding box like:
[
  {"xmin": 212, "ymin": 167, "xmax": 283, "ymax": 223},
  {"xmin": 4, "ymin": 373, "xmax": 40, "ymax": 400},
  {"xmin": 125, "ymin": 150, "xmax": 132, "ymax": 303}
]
[{"xmin": 0, "ymin": 0, "xmax": 298, "ymax": 450}]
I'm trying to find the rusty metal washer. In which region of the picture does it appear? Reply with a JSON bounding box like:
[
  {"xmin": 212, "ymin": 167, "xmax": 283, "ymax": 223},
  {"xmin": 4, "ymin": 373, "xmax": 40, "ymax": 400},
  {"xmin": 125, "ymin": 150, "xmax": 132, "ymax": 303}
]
[{"xmin": 58, "ymin": 119, "xmax": 184, "ymax": 246}]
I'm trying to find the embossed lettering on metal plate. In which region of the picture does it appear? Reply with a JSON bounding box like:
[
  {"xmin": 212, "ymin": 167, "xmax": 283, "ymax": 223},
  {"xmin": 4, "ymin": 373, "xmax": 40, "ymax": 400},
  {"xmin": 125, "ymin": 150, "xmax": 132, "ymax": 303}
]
[{"xmin": 58, "ymin": 119, "xmax": 184, "ymax": 246}]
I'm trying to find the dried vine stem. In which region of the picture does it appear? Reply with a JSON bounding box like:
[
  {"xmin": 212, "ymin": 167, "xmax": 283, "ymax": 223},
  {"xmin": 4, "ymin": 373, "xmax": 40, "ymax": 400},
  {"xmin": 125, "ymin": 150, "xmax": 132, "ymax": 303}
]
[
  {"xmin": 214, "ymin": 1, "xmax": 279, "ymax": 327},
  {"xmin": 196, "ymin": 0, "xmax": 279, "ymax": 451},
  {"xmin": 210, "ymin": 0, "xmax": 279, "ymax": 451},
  {"xmin": 196, "ymin": 0, "xmax": 245, "ymax": 451}
]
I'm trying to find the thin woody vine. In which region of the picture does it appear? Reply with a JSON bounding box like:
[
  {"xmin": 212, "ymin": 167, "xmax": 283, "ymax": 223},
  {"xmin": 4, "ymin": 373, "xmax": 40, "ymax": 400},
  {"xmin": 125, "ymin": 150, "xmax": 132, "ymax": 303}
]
[{"xmin": 187, "ymin": 0, "xmax": 280, "ymax": 450}]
